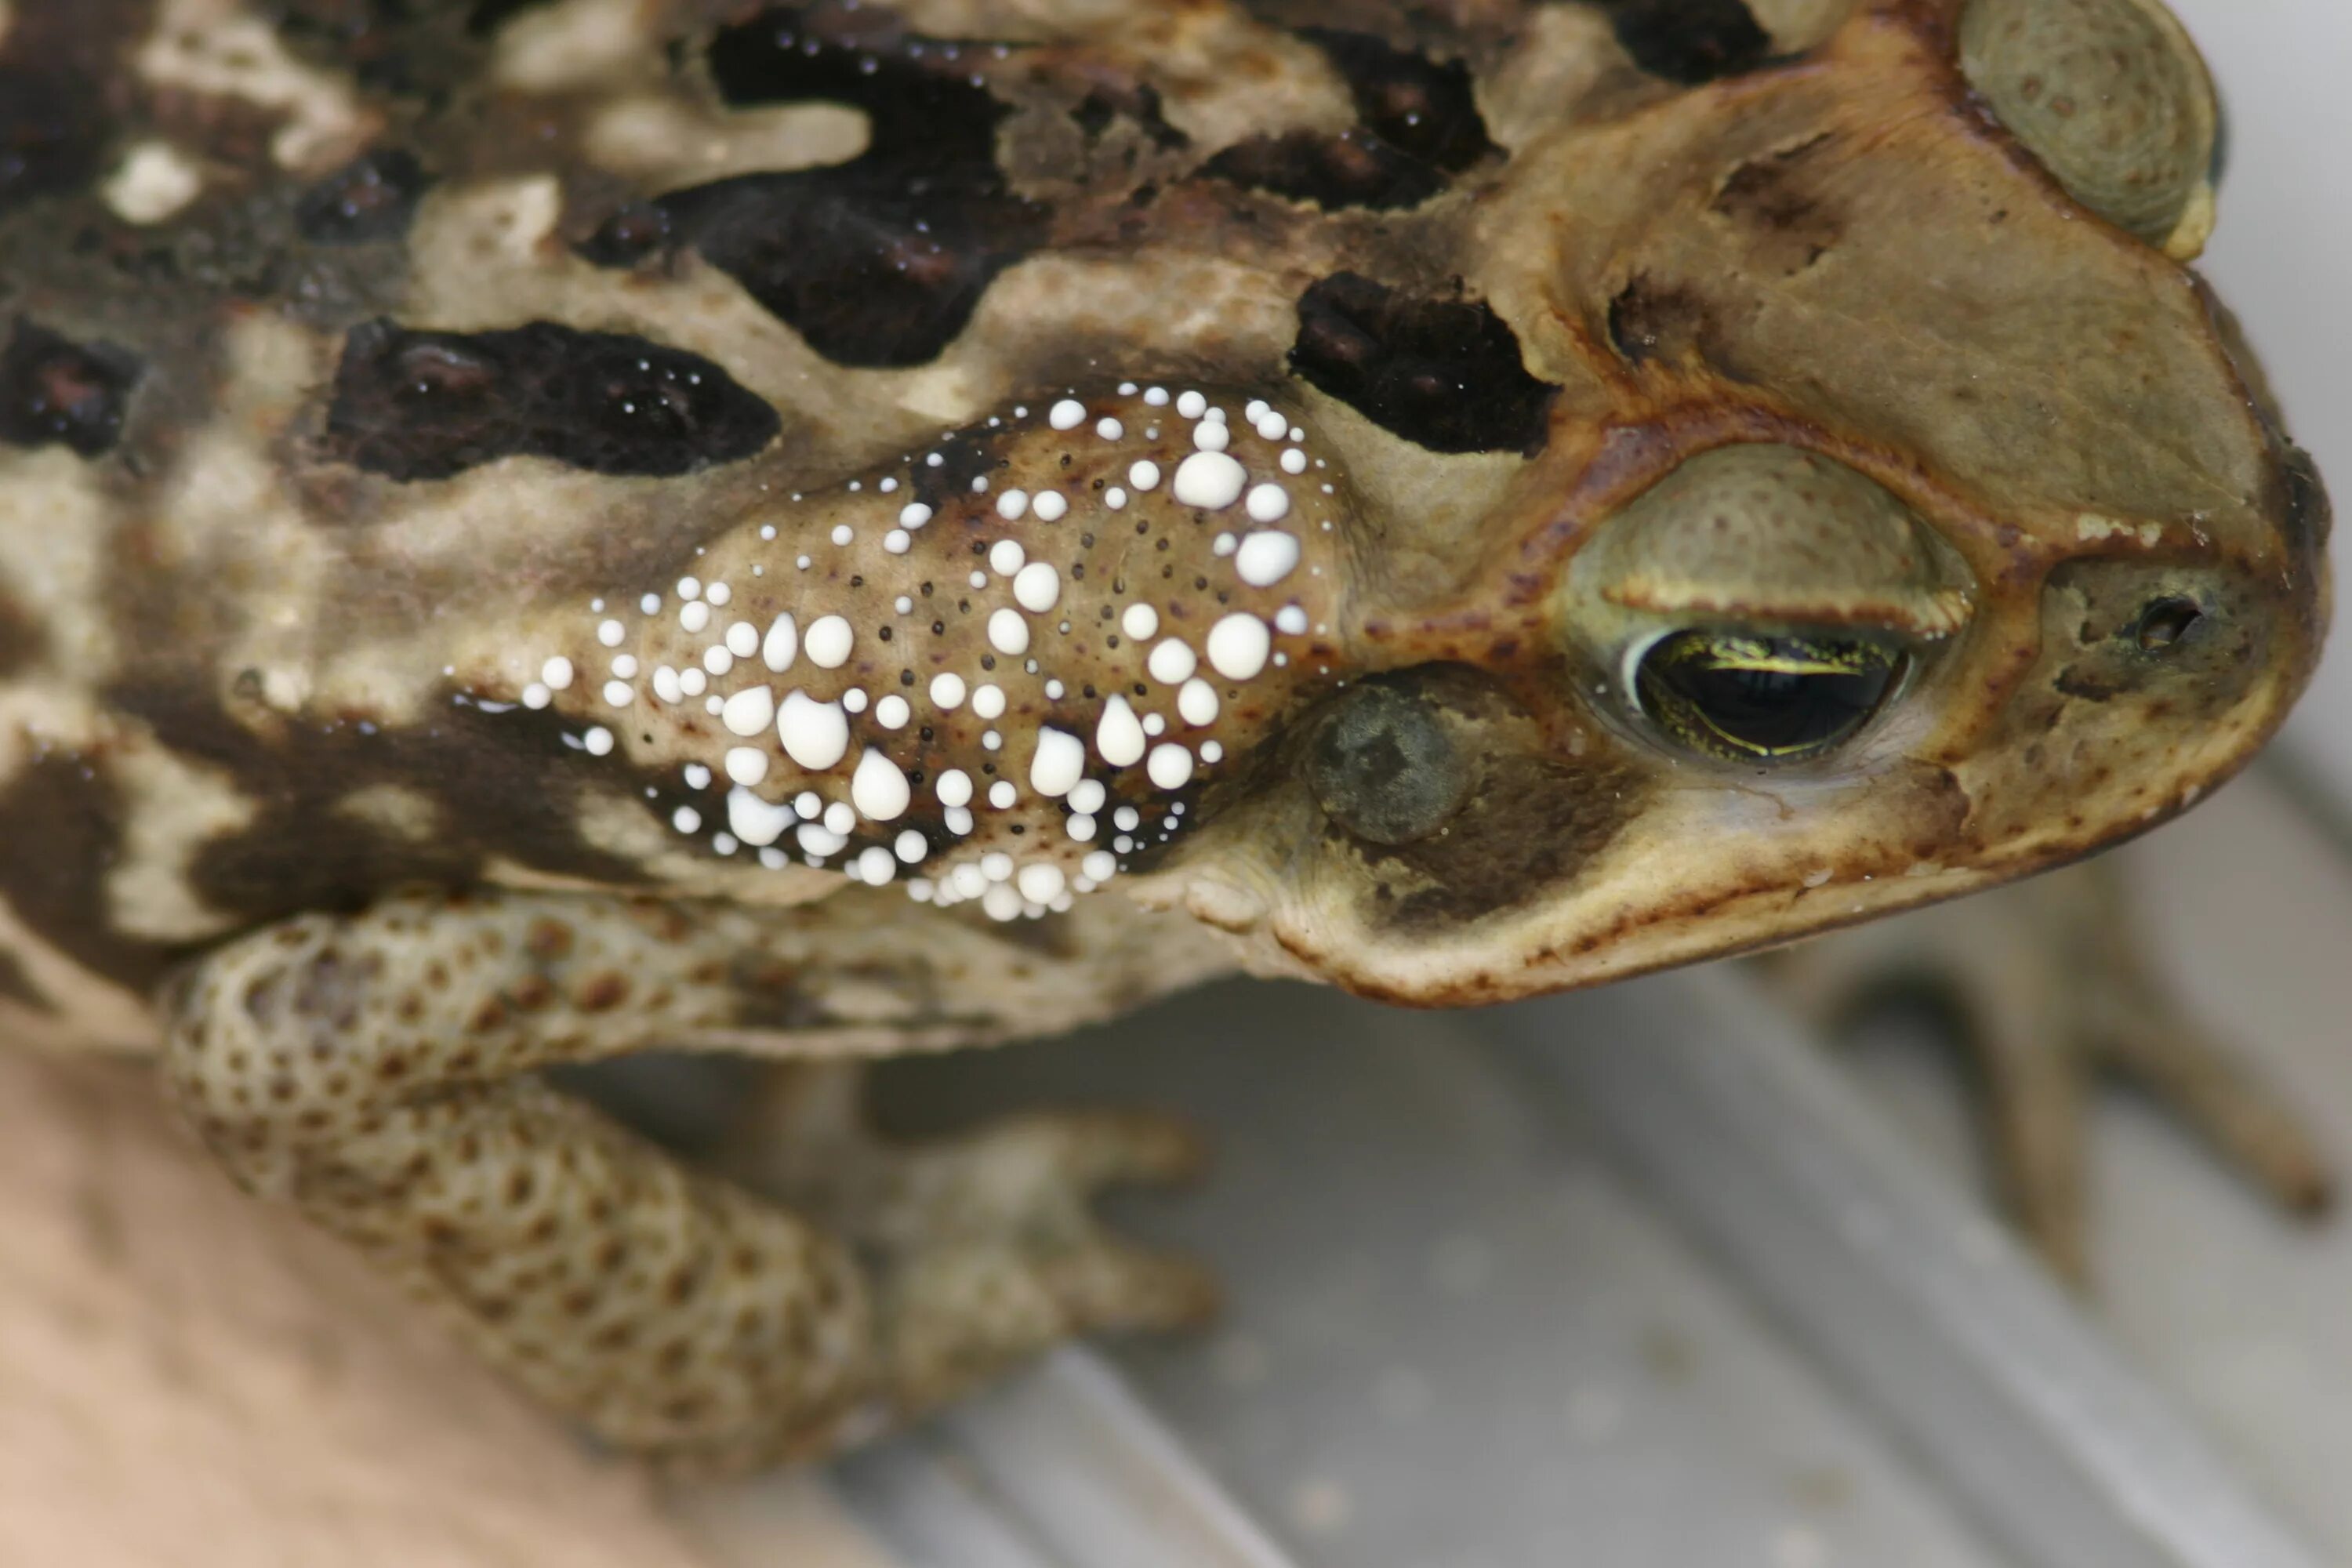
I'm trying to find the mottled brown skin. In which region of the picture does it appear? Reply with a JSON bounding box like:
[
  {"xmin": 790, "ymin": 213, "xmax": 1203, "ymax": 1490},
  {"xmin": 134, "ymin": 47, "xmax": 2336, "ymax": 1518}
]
[{"xmin": 0, "ymin": 0, "xmax": 2327, "ymax": 1465}]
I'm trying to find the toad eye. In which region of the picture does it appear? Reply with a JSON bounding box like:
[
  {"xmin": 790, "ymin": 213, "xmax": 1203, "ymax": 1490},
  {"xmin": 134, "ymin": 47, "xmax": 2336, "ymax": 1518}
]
[
  {"xmin": 1629, "ymin": 631, "xmax": 1905, "ymax": 763},
  {"xmin": 1958, "ymin": 0, "xmax": 2219, "ymax": 257}
]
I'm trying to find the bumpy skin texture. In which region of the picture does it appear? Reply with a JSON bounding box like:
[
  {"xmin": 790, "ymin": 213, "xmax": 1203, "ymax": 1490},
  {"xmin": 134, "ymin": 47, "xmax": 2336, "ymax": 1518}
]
[{"xmin": 0, "ymin": 0, "xmax": 2329, "ymax": 1461}]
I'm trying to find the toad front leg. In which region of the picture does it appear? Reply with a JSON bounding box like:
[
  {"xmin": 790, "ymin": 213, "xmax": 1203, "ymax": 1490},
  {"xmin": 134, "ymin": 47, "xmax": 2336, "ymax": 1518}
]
[{"xmin": 159, "ymin": 891, "xmax": 1216, "ymax": 1471}]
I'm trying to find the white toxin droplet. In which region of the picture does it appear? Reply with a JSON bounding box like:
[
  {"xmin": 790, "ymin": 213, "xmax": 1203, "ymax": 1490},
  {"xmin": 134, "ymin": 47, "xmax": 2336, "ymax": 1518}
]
[
  {"xmin": 778, "ymin": 691, "xmax": 849, "ymax": 770},
  {"xmin": 763, "ymin": 612, "xmax": 798, "ymax": 672},
  {"xmin": 584, "ymin": 727, "xmax": 614, "ymax": 756},
  {"xmin": 541, "ymin": 655, "xmax": 575, "ymax": 691},
  {"xmin": 1096, "ymin": 695, "xmax": 1146, "ymax": 767},
  {"xmin": 1236, "ymin": 530, "xmax": 1301, "ymax": 586},
  {"xmin": 1173, "ymin": 451, "xmax": 1247, "ymax": 510},
  {"xmin": 1144, "ymin": 387, "xmax": 1169, "ymax": 407},
  {"xmin": 1048, "ymin": 397, "xmax": 1086, "ymax": 430},
  {"xmin": 1244, "ymin": 484, "xmax": 1290, "ymax": 523},
  {"xmin": 1018, "ymin": 862, "xmax": 1065, "ymax": 903},
  {"xmin": 1123, "ymin": 603, "xmax": 1160, "ymax": 641},
  {"xmin": 824, "ymin": 800, "xmax": 855, "ymax": 835},
  {"xmin": 1176, "ymin": 390, "xmax": 1207, "ymax": 419},
  {"xmin": 522, "ymin": 683, "xmax": 551, "ymax": 709},
  {"xmin": 797, "ymin": 820, "xmax": 846, "ymax": 857},
  {"xmin": 680, "ymin": 667, "xmax": 707, "ymax": 696},
  {"xmin": 805, "ymin": 615, "xmax": 854, "ymax": 669},
  {"xmin": 1069, "ymin": 779, "xmax": 1106, "ymax": 815},
  {"xmin": 1083, "ymin": 849, "xmax": 1117, "ymax": 883},
  {"xmin": 1095, "ymin": 417, "xmax": 1123, "ymax": 441},
  {"xmin": 1255, "ymin": 409, "xmax": 1288, "ymax": 441},
  {"xmin": 989, "ymin": 780, "xmax": 1017, "ymax": 809},
  {"xmin": 842, "ymin": 688, "xmax": 868, "ymax": 713},
  {"xmin": 1281, "ymin": 447, "xmax": 1308, "ymax": 474},
  {"xmin": 971, "ymin": 683, "xmax": 1006, "ymax": 720},
  {"xmin": 1106, "ymin": 487, "xmax": 1127, "ymax": 510},
  {"xmin": 899, "ymin": 501, "xmax": 934, "ymax": 528},
  {"xmin": 721, "ymin": 684, "xmax": 776, "ymax": 737},
  {"xmin": 883, "ymin": 530, "xmax": 910, "ymax": 554},
  {"xmin": 895, "ymin": 829, "xmax": 927, "ymax": 864},
  {"xmin": 673, "ymin": 805, "xmax": 702, "ymax": 834},
  {"xmin": 936, "ymin": 768, "xmax": 974, "ymax": 808},
  {"xmin": 652, "ymin": 666, "xmax": 682, "ymax": 703},
  {"xmin": 1192, "ymin": 420, "xmax": 1230, "ymax": 454},
  {"xmin": 931, "ymin": 672, "xmax": 967, "ymax": 710},
  {"xmin": 681, "ymin": 601, "xmax": 711, "ymax": 633},
  {"xmin": 876, "ymin": 694, "xmax": 910, "ymax": 729},
  {"xmin": 597, "ymin": 618, "xmax": 625, "ymax": 647},
  {"xmin": 725, "ymin": 746, "xmax": 769, "ymax": 786},
  {"xmin": 1146, "ymin": 637, "xmax": 1196, "ymax": 685},
  {"xmin": 1178, "ymin": 677, "xmax": 1219, "ymax": 726},
  {"xmin": 1207, "ymin": 614, "xmax": 1272, "ymax": 680},
  {"xmin": 1128, "ymin": 459, "xmax": 1161, "ymax": 492},
  {"xmin": 1032, "ymin": 491, "xmax": 1068, "ymax": 522},
  {"xmin": 603, "ymin": 680, "xmax": 633, "ymax": 707},
  {"xmin": 996, "ymin": 489, "xmax": 1029, "ymax": 521},
  {"xmin": 989, "ymin": 539, "xmax": 1025, "ymax": 576},
  {"xmin": 1147, "ymin": 743, "xmax": 1193, "ymax": 790},
  {"xmin": 852, "ymin": 749, "xmax": 910, "ymax": 821},
  {"xmin": 728, "ymin": 787, "xmax": 793, "ymax": 847},
  {"xmin": 988, "ymin": 608, "xmax": 1030, "ymax": 655},
  {"xmin": 703, "ymin": 644, "xmax": 735, "ymax": 676},
  {"xmin": 1014, "ymin": 561, "xmax": 1060, "ymax": 612},
  {"xmin": 1276, "ymin": 604, "xmax": 1308, "ymax": 634},
  {"xmin": 1030, "ymin": 727, "xmax": 1085, "ymax": 797},
  {"xmin": 854, "ymin": 846, "xmax": 895, "ymax": 885}
]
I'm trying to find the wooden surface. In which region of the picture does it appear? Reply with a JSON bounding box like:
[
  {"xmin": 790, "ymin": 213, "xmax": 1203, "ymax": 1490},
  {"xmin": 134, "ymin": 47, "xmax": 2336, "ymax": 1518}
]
[{"xmin": 0, "ymin": 1046, "xmax": 718, "ymax": 1568}]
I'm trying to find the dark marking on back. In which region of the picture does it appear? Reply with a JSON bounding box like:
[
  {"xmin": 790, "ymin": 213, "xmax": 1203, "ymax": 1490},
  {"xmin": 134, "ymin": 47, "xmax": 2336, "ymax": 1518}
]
[
  {"xmin": 0, "ymin": 753, "xmax": 177, "ymax": 993},
  {"xmin": 1203, "ymin": 130, "xmax": 1447, "ymax": 212},
  {"xmin": 322, "ymin": 319, "xmax": 780, "ymax": 482},
  {"xmin": 1290, "ymin": 273, "xmax": 1556, "ymax": 455},
  {"xmin": 2279, "ymin": 442, "xmax": 2332, "ymax": 561},
  {"xmin": 296, "ymin": 149, "xmax": 433, "ymax": 246},
  {"xmin": 1607, "ymin": 0, "xmax": 1774, "ymax": 85},
  {"xmin": 0, "ymin": 67, "xmax": 107, "ymax": 219},
  {"xmin": 1069, "ymin": 85, "xmax": 1191, "ymax": 152},
  {"xmin": 0, "ymin": 584, "xmax": 42, "ymax": 677},
  {"xmin": 466, "ymin": 0, "xmax": 561, "ymax": 36},
  {"xmin": 0, "ymin": 319, "xmax": 143, "ymax": 457},
  {"xmin": 1712, "ymin": 133, "xmax": 1840, "ymax": 271},
  {"xmin": 580, "ymin": 7, "xmax": 1045, "ymax": 368},
  {"xmin": 1298, "ymin": 28, "xmax": 1495, "ymax": 172},
  {"xmin": 111, "ymin": 684, "xmax": 653, "ymax": 927}
]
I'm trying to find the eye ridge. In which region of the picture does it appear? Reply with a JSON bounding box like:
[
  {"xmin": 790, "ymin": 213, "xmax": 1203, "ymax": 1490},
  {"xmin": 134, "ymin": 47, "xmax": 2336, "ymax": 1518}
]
[{"xmin": 1634, "ymin": 630, "xmax": 1904, "ymax": 761}]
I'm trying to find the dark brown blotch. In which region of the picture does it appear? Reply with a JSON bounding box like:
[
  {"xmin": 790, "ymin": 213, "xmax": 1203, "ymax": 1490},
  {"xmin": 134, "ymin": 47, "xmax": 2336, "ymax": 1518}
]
[
  {"xmin": 0, "ymin": 65, "xmax": 107, "ymax": 218},
  {"xmin": 578, "ymin": 8, "xmax": 1045, "ymax": 368},
  {"xmin": 1606, "ymin": 0, "xmax": 1775, "ymax": 85},
  {"xmin": 1298, "ymin": 28, "xmax": 1495, "ymax": 172},
  {"xmin": 322, "ymin": 319, "xmax": 779, "ymax": 481},
  {"xmin": 295, "ymin": 148, "xmax": 432, "ymax": 246},
  {"xmin": 0, "ymin": 753, "xmax": 178, "ymax": 993},
  {"xmin": 1606, "ymin": 273, "xmax": 1715, "ymax": 365},
  {"xmin": 1203, "ymin": 129, "xmax": 1447, "ymax": 212},
  {"xmin": 0, "ymin": 319, "xmax": 143, "ymax": 457},
  {"xmin": 1290, "ymin": 272, "xmax": 1556, "ymax": 455}
]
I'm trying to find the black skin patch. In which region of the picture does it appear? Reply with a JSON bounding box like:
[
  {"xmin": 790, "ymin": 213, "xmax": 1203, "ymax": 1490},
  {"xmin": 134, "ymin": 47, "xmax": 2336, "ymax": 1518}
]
[
  {"xmin": 580, "ymin": 8, "xmax": 1046, "ymax": 369},
  {"xmin": 1203, "ymin": 130, "xmax": 1447, "ymax": 212},
  {"xmin": 1290, "ymin": 273, "xmax": 1557, "ymax": 455},
  {"xmin": 296, "ymin": 149, "xmax": 433, "ymax": 246},
  {"xmin": 0, "ymin": 66, "xmax": 107, "ymax": 218},
  {"xmin": 1207, "ymin": 29, "xmax": 1494, "ymax": 212},
  {"xmin": 1607, "ymin": 0, "xmax": 1774, "ymax": 85},
  {"xmin": 0, "ymin": 585, "xmax": 41, "ymax": 677},
  {"xmin": 322, "ymin": 319, "xmax": 780, "ymax": 482},
  {"xmin": 1298, "ymin": 29, "xmax": 1495, "ymax": 172},
  {"xmin": 0, "ymin": 753, "xmax": 178, "ymax": 994},
  {"xmin": 111, "ymin": 683, "xmax": 652, "ymax": 930},
  {"xmin": 0, "ymin": 319, "xmax": 143, "ymax": 458},
  {"xmin": 1070, "ymin": 85, "xmax": 1191, "ymax": 152}
]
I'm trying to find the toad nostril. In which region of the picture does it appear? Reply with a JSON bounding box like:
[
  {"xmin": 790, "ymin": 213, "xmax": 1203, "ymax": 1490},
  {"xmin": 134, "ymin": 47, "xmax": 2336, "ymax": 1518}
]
[{"xmin": 2135, "ymin": 597, "xmax": 2204, "ymax": 652}]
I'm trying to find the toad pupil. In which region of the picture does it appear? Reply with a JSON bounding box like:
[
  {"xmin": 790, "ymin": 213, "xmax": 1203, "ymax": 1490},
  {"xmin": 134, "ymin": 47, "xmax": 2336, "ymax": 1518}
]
[{"xmin": 1635, "ymin": 633, "xmax": 1904, "ymax": 760}]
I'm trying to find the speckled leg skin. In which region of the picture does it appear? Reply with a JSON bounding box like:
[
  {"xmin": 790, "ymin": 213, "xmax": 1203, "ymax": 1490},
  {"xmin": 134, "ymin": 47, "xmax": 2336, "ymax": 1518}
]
[
  {"xmin": 1762, "ymin": 861, "xmax": 2332, "ymax": 1286},
  {"xmin": 160, "ymin": 891, "xmax": 1216, "ymax": 1471}
]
